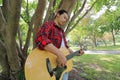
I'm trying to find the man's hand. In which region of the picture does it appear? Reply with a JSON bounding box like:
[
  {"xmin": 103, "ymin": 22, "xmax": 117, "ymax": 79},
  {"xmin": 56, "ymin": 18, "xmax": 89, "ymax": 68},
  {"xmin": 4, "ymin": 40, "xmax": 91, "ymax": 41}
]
[
  {"xmin": 56, "ymin": 53, "xmax": 67, "ymax": 67},
  {"xmin": 44, "ymin": 44, "xmax": 67, "ymax": 67},
  {"xmin": 79, "ymin": 49, "xmax": 84, "ymax": 56}
]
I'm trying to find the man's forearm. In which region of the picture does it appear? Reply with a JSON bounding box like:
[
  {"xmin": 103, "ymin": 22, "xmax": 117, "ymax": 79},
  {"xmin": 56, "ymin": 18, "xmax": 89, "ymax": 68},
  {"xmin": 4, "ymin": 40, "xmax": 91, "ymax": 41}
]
[
  {"xmin": 68, "ymin": 48, "xmax": 73, "ymax": 54},
  {"xmin": 44, "ymin": 43, "xmax": 62, "ymax": 57}
]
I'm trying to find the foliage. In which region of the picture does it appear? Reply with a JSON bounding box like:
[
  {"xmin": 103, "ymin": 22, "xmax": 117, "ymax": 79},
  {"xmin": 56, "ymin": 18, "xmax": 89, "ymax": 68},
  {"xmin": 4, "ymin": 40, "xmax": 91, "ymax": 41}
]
[
  {"xmin": 68, "ymin": 0, "xmax": 120, "ymax": 48},
  {"xmin": 21, "ymin": 0, "xmax": 37, "ymax": 22},
  {"xmin": 68, "ymin": 24, "xmax": 89, "ymax": 49},
  {"xmin": 18, "ymin": 18, "xmax": 28, "ymax": 41},
  {"xmin": 0, "ymin": 0, "xmax": 2, "ymax": 6},
  {"xmin": 18, "ymin": 70, "xmax": 25, "ymax": 80},
  {"xmin": 92, "ymin": 0, "xmax": 116, "ymax": 12}
]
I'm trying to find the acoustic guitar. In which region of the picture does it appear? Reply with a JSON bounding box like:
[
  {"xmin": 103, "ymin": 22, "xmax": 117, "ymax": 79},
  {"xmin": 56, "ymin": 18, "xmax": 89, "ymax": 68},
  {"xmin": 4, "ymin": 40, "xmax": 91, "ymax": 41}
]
[{"xmin": 25, "ymin": 47, "xmax": 80, "ymax": 80}]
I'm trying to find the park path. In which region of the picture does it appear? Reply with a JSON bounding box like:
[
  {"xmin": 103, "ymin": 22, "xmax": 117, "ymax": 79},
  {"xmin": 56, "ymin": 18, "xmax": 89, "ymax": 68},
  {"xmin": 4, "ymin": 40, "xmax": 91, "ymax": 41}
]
[{"xmin": 84, "ymin": 50, "xmax": 120, "ymax": 54}]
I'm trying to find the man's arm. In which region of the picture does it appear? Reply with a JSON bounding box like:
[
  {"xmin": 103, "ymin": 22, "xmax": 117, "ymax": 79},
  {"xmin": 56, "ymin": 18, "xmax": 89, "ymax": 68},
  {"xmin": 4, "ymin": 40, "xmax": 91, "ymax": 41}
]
[
  {"xmin": 68, "ymin": 48, "xmax": 84, "ymax": 55},
  {"xmin": 68, "ymin": 48, "xmax": 73, "ymax": 54}
]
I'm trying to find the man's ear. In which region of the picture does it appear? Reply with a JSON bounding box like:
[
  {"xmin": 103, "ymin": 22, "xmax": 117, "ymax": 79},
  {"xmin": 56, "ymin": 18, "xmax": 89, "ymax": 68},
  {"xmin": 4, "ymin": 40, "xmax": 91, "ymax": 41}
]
[{"xmin": 56, "ymin": 13, "xmax": 60, "ymax": 18}]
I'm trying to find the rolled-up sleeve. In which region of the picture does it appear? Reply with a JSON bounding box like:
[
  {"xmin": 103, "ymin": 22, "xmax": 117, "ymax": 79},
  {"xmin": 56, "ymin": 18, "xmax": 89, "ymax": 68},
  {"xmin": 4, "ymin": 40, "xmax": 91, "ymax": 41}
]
[{"xmin": 35, "ymin": 24, "xmax": 52, "ymax": 50}]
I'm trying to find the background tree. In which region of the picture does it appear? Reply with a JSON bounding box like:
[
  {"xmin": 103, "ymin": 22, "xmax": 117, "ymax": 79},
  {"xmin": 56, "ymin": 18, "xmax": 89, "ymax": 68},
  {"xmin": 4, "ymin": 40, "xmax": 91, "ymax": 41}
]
[
  {"xmin": 68, "ymin": 0, "xmax": 120, "ymax": 48},
  {"xmin": 97, "ymin": 4, "xmax": 120, "ymax": 46},
  {"xmin": 0, "ymin": 0, "xmax": 22, "ymax": 80}
]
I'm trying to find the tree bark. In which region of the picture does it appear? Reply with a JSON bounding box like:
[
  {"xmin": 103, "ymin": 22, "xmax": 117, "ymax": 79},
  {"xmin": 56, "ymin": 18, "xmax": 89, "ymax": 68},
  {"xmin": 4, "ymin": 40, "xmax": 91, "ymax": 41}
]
[
  {"xmin": 59, "ymin": 0, "xmax": 77, "ymax": 14},
  {"xmin": 0, "ymin": 7, "xmax": 6, "ymax": 31},
  {"xmin": 44, "ymin": 0, "xmax": 54, "ymax": 22},
  {"xmin": 33, "ymin": 0, "xmax": 46, "ymax": 48},
  {"xmin": 111, "ymin": 28, "xmax": 116, "ymax": 46},
  {"xmin": 1, "ymin": 0, "xmax": 22, "ymax": 80},
  {"xmin": 0, "ymin": 41, "xmax": 10, "ymax": 80}
]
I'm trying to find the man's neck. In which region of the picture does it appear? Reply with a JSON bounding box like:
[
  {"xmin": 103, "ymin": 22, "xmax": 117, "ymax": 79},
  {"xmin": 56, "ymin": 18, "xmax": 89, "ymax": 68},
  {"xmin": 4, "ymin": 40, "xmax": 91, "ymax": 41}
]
[{"xmin": 54, "ymin": 19, "xmax": 60, "ymax": 27}]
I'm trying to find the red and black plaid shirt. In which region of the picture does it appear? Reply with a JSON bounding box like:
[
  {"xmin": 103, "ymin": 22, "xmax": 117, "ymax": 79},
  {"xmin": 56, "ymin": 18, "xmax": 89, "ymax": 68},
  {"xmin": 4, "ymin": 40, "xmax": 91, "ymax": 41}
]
[{"xmin": 35, "ymin": 21, "xmax": 69, "ymax": 50}]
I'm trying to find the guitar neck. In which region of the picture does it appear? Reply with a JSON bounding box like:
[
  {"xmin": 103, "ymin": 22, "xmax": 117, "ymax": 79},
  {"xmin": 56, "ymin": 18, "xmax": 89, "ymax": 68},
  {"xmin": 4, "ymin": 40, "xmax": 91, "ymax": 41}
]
[{"xmin": 66, "ymin": 50, "xmax": 80, "ymax": 60}]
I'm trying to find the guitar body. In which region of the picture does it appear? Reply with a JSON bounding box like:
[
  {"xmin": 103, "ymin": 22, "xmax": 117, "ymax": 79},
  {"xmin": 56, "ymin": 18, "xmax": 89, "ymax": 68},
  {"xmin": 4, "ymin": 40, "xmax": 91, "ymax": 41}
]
[{"xmin": 25, "ymin": 47, "xmax": 73, "ymax": 80}]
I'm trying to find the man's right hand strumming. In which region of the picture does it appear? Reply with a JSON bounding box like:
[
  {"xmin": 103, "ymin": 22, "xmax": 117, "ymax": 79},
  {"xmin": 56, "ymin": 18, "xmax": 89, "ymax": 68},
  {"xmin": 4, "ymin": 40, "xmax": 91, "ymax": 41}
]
[
  {"xmin": 44, "ymin": 43, "xmax": 67, "ymax": 67},
  {"xmin": 56, "ymin": 53, "xmax": 67, "ymax": 67}
]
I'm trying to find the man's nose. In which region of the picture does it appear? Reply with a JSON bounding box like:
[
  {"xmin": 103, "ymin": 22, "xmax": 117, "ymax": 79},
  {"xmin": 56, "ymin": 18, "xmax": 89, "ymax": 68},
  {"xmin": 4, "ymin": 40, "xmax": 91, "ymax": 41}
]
[{"xmin": 63, "ymin": 19, "xmax": 67, "ymax": 23}]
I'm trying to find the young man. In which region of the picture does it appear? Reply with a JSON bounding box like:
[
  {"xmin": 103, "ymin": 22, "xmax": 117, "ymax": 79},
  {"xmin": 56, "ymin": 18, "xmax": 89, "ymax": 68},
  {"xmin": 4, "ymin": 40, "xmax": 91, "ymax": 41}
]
[{"xmin": 35, "ymin": 10, "xmax": 84, "ymax": 80}]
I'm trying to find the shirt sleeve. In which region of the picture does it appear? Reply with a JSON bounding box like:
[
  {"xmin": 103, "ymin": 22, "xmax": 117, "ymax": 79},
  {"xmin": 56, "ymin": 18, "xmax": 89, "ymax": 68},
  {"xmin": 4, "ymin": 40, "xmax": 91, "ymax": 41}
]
[{"xmin": 35, "ymin": 23, "xmax": 52, "ymax": 50}]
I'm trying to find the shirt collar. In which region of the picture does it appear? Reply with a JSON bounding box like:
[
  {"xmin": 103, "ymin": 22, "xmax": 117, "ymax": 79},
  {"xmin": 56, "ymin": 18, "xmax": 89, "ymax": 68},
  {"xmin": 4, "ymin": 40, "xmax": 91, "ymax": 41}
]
[{"xmin": 52, "ymin": 21, "xmax": 63, "ymax": 30}]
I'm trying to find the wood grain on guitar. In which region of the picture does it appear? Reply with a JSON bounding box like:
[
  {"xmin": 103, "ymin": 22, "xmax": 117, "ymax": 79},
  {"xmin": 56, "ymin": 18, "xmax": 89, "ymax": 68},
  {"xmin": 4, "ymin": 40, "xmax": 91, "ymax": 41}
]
[{"xmin": 25, "ymin": 47, "xmax": 80, "ymax": 80}]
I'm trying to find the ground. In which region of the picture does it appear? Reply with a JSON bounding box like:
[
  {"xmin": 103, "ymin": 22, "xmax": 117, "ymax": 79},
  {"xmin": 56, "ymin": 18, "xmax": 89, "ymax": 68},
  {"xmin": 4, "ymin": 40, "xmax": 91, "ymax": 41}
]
[{"xmin": 68, "ymin": 67, "xmax": 86, "ymax": 80}]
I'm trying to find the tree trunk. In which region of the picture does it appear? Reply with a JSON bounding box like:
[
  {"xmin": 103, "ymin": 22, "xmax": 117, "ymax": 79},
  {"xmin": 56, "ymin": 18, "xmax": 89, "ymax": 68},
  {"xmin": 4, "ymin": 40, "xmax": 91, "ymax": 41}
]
[
  {"xmin": 0, "ymin": 41, "xmax": 10, "ymax": 80},
  {"xmin": 93, "ymin": 34, "xmax": 97, "ymax": 47},
  {"xmin": 58, "ymin": 0, "xmax": 77, "ymax": 14},
  {"xmin": 0, "ymin": 0, "xmax": 22, "ymax": 80},
  {"xmin": 111, "ymin": 29, "xmax": 116, "ymax": 46},
  {"xmin": 33, "ymin": 0, "xmax": 46, "ymax": 48}
]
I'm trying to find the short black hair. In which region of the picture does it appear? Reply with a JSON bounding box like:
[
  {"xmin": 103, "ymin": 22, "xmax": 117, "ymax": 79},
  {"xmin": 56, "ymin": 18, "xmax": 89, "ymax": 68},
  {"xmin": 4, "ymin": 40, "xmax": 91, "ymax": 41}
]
[
  {"xmin": 57, "ymin": 9, "xmax": 68, "ymax": 15},
  {"xmin": 54, "ymin": 9, "xmax": 69, "ymax": 18}
]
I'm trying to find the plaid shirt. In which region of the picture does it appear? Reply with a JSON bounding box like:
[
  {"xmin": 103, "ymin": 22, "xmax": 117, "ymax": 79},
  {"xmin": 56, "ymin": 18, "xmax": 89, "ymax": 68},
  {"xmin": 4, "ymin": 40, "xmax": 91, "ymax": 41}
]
[{"xmin": 35, "ymin": 21, "xmax": 69, "ymax": 50}]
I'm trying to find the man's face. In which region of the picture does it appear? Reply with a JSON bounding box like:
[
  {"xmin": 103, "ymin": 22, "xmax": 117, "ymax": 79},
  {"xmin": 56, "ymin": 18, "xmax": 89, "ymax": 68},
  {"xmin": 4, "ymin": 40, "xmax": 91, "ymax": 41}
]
[{"xmin": 56, "ymin": 13, "xmax": 69, "ymax": 26}]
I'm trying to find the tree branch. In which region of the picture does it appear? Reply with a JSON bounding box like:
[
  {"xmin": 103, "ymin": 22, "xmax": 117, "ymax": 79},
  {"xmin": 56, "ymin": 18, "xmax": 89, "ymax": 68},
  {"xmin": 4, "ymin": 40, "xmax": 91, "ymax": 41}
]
[
  {"xmin": 59, "ymin": 0, "xmax": 77, "ymax": 29},
  {"xmin": 0, "ymin": 7, "xmax": 6, "ymax": 32},
  {"xmin": 20, "ymin": 0, "xmax": 30, "ymax": 23},
  {"xmin": 71, "ymin": 0, "xmax": 87, "ymax": 21},
  {"xmin": 44, "ymin": 0, "xmax": 54, "ymax": 22},
  {"xmin": 20, "ymin": 15, "xmax": 27, "ymax": 23},
  {"xmin": 32, "ymin": 0, "xmax": 46, "ymax": 48},
  {"xmin": 65, "ymin": 0, "xmax": 87, "ymax": 32},
  {"xmin": 73, "ymin": 0, "xmax": 97, "ymax": 29},
  {"xmin": 20, "ymin": 15, "xmax": 33, "ymax": 56},
  {"xmin": 0, "ymin": 7, "xmax": 7, "ymax": 23},
  {"xmin": 66, "ymin": 0, "xmax": 97, "ymax": 34},
  {"xmin": 21, "ymin": 0, "xmax": 34, "ymax": 56},
  {"xmin": 22, "ymin": 22, "xmax": 33, "ymax": 57},
  {"xmin": 25, "ymin": 0, "xmax": 30, "ymax": 22},
  {"xmin": 57, "ymin": 0, "xmax": 64, "ymax": 9},
  {"xmin": 17, "ymin": 25, "xmax": 23, "ymax": 50},
  {"xmin": 16, "ymin": 41, "xmax": 26, "ymax": 67}
]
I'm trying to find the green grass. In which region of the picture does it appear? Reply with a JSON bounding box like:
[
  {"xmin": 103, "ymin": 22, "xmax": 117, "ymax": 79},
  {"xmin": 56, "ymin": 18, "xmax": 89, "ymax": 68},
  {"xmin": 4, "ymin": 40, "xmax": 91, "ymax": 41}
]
[{"xmin": 72, "ymin": 54, "xmax": 120, "ymax": 80}]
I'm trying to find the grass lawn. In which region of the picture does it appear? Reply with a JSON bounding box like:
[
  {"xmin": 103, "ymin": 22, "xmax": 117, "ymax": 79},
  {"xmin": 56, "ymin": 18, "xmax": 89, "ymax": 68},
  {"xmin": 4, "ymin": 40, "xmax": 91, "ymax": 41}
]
[{"xmin": 72, "ymin": 54, "xmax": 120, "ymax": 80}]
